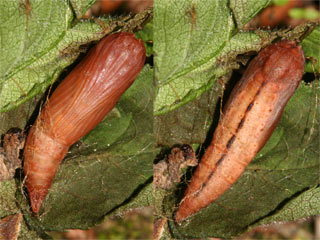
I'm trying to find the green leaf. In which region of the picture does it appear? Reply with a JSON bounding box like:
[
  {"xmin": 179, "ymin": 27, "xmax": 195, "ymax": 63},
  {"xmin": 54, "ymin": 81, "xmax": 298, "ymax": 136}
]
[
  {"xmin": 153, "ymin": 0, "xmax": 275, "ymax": 115},
  {"xmin": 69, "ymin": 0, "xmax": 96, "ymax": 18},
  {"xmin": 302, "ymin": 26, "xmax": 320, "ymax": 73},
  {"xmin": 252, "ymin": 186, "xmax": 320, "ymax": 227},
  {"xmin": 0, "ymin": 0, "xmax": 152, "ymax": 112},
  {"xmin": 155, "ymin": 84, "xmax": 221, "ymax": 147},
  {"xmin": 273, "ymin": 0, "xmax": 289, "ymax": 6},
  {"xmin": 230, "ymin": 0, "xmax": 271, "ymax": 28},
  {"xmin": 136, "ymin": 21, "xmax": 153, "ymax": 57},
  {"xmin": 0, "ymin": 95, "xmax": 40, "ymax": 134},
  {"xmin": 111, "ymin": 181, "xmax": 153, "ymax": 216},
  {"xmin": 289, "ymin": 8, "xmax": 320, "ymax": 20},
  {"xmin": 0, "ymin": 0, "xmax": 73, "ymax": 112},
  {"xmin": 154, "ymin": 0, "xmax": 232, "ymax": 115},
  {"xmin": 0, "ymin": 180, "xmax": 19, "ymax": 217}
]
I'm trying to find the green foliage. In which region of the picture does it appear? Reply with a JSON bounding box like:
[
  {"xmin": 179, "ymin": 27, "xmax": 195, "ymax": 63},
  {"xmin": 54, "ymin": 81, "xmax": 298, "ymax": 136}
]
[
  {"xmin": 69, "ymin": 0, "xmax": 96, "ymax": 18},
  {"xmin": 302, "ymin": 26, "xmax": 320, "ymax": 73},
  {"xmin": 0, "ymin": 0, "xmax": 151, "ymax": 112},
  {"xmin": 153, "ymin": 0, "xmax": 274, "ymax": 115},
  {"xmin": 136, "ymin": 21, "xmax": 153, "ymax": 57},
  {"xmin": 230, "ymin": 0, "xmax": 271, "ymax": 28},
  {"xmin": 273, "ymin": 0, "xmax": 289, "ymax": 6},
  {"xmin": 289, "ymin": 8, "xmax": 320, "ymax": 20}
]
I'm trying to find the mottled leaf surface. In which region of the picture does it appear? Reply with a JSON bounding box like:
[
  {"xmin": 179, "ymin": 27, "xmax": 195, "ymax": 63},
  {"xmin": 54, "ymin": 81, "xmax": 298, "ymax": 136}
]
[
  {"xmin": 302, "ymin": 25, "xmax": 320, "ymax": 73},
  {"xmin": 153, "ymin": 0, "xmax": 276, "ymax": 115},
  {"xmin": 0, "ymin": 180, "xmax": 18, "ymax": 217},
  {"xmin": 0, "ymin": 0, "xmax": 72, "ymax": 112},
  {"xmin": 229, "ymin": 0, "xmax": 271, "ymax": 28},
  {"xmin": 0, "ymin": 0, "xmax": 151, "ymax": 112},
  {"xmin": 253, "ymin": 186, "xmax": 320, "ymax": 227},
  {"xmin": 69, "ymin": 0, "xmax": 96, "ymax": 18}
]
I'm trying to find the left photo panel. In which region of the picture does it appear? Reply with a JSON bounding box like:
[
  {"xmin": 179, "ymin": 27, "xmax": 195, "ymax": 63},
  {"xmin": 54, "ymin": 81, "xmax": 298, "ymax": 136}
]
[{"xmin": 0, "ymin": 0, "xmax": 154, "ymax": 239}]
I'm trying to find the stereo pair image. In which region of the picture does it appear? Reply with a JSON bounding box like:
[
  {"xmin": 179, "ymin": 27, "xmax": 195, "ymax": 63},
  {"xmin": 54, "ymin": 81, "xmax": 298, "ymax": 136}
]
[{"xmin": 1, "ymin": 1, "xmax": 318, "ymax": 239}]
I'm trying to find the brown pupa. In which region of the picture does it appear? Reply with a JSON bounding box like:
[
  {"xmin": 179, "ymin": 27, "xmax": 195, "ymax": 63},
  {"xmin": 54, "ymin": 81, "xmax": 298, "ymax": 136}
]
[
  {"xmin": 23, "ymin": 32, "xmax": 146, "ymax": 213},
  {"xmin": 175, "ymin": 41, "xmax": 305, "ymax": 223}
]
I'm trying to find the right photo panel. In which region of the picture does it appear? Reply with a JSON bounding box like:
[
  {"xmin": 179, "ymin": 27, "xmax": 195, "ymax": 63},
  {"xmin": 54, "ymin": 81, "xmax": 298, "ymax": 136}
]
[{"xmin": 153, "ymin": 0, "xmax": 320, "ymax": 239}]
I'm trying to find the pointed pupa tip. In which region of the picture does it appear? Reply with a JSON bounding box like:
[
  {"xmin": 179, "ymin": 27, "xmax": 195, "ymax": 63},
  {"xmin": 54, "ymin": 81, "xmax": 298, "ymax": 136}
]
[
  {"xmin": 29, "ymin": 189, "xmax": 47, "ymax": 214},
  {"xmin": 174, "ymin": 211, "xmax": 185, "ymax": 224}
]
